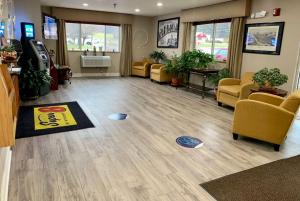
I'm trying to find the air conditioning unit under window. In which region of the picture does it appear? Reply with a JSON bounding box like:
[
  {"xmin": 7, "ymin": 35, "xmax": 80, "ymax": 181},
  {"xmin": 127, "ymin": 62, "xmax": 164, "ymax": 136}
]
[{"xmin": 80, "ymin": 55, "xmax": 112, "ymax": 68}]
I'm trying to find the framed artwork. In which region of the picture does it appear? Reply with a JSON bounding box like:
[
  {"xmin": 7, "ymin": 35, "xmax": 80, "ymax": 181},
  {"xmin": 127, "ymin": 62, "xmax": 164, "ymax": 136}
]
[
  {"xmin": 157, "ymin": 17, "xmax": 180, "ymax": 48},
  {"xmin": 243, "ymin": 22, "xmax": 285, "ymax": 55}
]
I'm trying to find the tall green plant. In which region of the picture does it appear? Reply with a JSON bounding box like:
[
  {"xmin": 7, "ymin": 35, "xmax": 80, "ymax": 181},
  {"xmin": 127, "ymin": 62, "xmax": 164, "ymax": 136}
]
[
  {"xmin": 165, "ymin": 55, "xmax": 182, "ymax": 77},
  {"xmin": 20, "ymin": 60, "xmax": 51, "ymax": 99},
  {"xmin": 179, "ymin": 49, "xmax": 214, "ymax": 73},
  {"xmin": 150, "ymin": 51, "xmax": 166, "ymax": 63},
  {"xmin": 253, "ymin": 68, "xmax": 288, "ymax": 87}
]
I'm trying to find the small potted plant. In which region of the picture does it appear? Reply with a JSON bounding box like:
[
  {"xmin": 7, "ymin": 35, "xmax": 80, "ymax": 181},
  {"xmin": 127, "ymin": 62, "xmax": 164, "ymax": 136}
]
[
  {"xmin": 20, "ymin": 60, "xmax": 52, "ymax": 100},
  {"xmin": 150, "ymin": 50, "xmax": 166, "ymax": 64},
  {"xmin": 253, "ymin": 68, "xmax": 288, "ymax": 92},
  {"xmin": 177, "ymin": 49, "xmax": 214, "ymax": 85},
  {"xmin": 165, "ymin": 55, "xmax": 182, "ymax": 87},
  {"xmin": 208, "ymin": 68, "xmax": 231, "ymax": 86},
  {"xmin": 1, "ymin": 45, "xmax": 17, "ymax": 64}
]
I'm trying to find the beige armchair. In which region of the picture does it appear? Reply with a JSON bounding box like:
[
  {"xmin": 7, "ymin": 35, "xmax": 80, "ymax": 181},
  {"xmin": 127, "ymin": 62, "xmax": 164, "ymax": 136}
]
[
  {"xmin": 217, "ymin": 72, "xmax": 255, "ymax": 107},
  {"xmin": 150, "ymin": 64, "xmax": 171, "ymax": 83},
  {"xmin": 132, "ymin": 59, "xmax": 152, "ymax": 78}
]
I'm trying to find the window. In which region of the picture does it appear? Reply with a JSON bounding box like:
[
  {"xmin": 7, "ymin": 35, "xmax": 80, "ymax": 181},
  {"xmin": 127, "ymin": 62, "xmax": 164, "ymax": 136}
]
[
  {"xmin": 194, "ymin": 21, "xmax": 231, "ymax": 62},
  {"xmin": 66, "ymin": 22, "xmax": 120, "ymax": 52}
]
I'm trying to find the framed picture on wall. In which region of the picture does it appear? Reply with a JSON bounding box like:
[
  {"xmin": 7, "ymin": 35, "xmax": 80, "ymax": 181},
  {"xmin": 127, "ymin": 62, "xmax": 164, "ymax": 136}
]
[
  {"xmin": 157, "ymin": 17, "xmax": 180, "ymax": 48},
  {"xmin": 243, "ymin": 22, "xmax": 285, "ymax": 55}
]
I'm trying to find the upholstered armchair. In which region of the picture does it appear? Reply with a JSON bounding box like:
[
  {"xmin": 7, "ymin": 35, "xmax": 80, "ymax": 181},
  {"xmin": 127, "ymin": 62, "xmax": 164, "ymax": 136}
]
[
  {"xmin": 217, "ymin": 72, "xmax": 255, "ymax": 107},
  {"xmin": 232, "ymin": 91, "xmax": 300, "ymax": 151},
  {"xmin": 132, "ymin": 59, "xmax": 152, "ymax": 78},
  {"xmin": 150, "ymin": 64, "xmax": 171, "ymax": 83}
]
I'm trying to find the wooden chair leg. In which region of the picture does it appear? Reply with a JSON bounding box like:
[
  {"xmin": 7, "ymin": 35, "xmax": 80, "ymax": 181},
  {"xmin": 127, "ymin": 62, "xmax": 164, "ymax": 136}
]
[
  {"xmin": 273, "ymin": 144, "xmax": 280, "ymax": 152},
  {"xmin": 233, "ymin": 133, "xmax": 238, "ymax": 140}
]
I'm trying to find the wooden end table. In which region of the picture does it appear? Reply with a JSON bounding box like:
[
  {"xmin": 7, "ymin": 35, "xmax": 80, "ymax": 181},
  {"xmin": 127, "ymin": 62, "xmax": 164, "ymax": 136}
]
[{"xmin": 187, "ymin": 69, "xmax": 220, "ymax": 99}]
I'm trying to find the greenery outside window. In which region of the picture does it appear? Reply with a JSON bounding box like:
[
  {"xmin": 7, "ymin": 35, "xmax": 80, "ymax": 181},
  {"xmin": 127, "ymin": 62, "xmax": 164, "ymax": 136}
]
[
  {"xmin": 194, "ymin": 20, "xmax": 231, "ymax": 62},
  {"xmin": 66, "ymin": 22, "xmax": 120, "ymax": 52}
]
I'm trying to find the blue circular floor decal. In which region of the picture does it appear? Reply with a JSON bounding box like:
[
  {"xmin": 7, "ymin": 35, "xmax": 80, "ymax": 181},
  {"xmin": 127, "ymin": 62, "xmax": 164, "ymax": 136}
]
[
  {"xmin": 176, "ymin": 136, "xmax": 203, "ymax": 148},
  {"xmin": 108, "ymin": 113, "xmax": 128, "ymax": 120}
]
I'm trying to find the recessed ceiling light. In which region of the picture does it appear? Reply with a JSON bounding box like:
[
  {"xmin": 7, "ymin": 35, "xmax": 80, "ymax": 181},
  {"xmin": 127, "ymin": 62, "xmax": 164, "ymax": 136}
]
[
  {"xmin": 82, "ymin": 3, "xmax": 89, "ymax": 7},
  {"xmin": 135, "ymin": 8, "xmax": 140, "ymax": 12},
  {"xmin": 157, "ymin": 2, "xmax": 163, "ymax": 7}
]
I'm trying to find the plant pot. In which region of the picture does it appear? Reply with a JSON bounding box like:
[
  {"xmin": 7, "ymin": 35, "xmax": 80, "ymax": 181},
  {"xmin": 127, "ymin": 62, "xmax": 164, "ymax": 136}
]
[
  {"xmin": 22, "ymin": 88, "xmax": 39, "ymax": 101},
  {"xmin": 259, "ymin": 86, "xmax": 276, "ymax": 93},
  {"xmin": 171, "ymin": 77, "xmax": 180, "ymax": 87}
]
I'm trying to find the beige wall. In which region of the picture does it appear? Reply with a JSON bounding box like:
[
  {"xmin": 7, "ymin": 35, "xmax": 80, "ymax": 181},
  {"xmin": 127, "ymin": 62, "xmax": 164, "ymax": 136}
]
[
  {"xmin": 242, "ymin": 0, "xmax": 300, "ymax": 91},
  {"xmin": 15, "ymin": 0, "xmax": 42, "ymax": 40},
  {"xmin": 43, "ymin": 7, "xmax": 154, "ymax": 75},
  {"xmin": 181, "ymin": 0, "xmax": 251, "ymax": 22}
]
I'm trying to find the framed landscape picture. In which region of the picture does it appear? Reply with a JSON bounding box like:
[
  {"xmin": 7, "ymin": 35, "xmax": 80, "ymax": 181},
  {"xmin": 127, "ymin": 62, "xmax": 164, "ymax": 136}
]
[
  {"xmin": 157, "ymin": 17, "xmax": 180, "ymax": 48},
  {"xmin": 243, "ymin": 22, "xmax": 285, "ymax": 55}
]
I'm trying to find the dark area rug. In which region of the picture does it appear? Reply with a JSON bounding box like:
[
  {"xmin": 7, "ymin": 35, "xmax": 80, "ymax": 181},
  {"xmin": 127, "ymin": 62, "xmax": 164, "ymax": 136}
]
[
  {"xmin": 16, "ymin": 101, "xmax": 94, "ymax": 138},
  {"xmin": 200, "ymin": 155, "xmax": 300, "ymax": 201}
]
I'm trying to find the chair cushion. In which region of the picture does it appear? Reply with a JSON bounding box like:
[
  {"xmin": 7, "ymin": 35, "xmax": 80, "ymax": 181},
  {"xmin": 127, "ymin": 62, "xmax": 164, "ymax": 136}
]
[
  {"xmin": 219, "ymin": 85, "xmax": 241, "ymax": 97},
  {"xmin": 151, "ymin": 69, "xmax": 161, "ymax": 74},
  {"xmin": 133, "ymin": 66, "xmax": 144, "ymax": 70}
]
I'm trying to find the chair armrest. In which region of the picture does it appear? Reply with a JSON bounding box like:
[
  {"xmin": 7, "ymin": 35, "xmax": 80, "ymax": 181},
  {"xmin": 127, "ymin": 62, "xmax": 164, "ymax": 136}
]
[
  {"xmin": 239, "ymin": 83, "xmax": 256, "ymax": 100},
  {"xmin": 133, "ymin": 61, "xmax": 143, "ymax": 66},
  {"xmin": 144, "ymin": 62, "xmax": 152, "ymax": 71},
  {"xmin": 219, "ymin": 78, "xmax": 241, "ymax": 86},
  {"xmin": 249, "ymin": 92, "xmax": 285, "ymax": 106},
  {"xmin": 233, "ymin": 100, "xmax": 295, "ymax": 144},
  {"xmin": 151, "ymin": 64, "xmax": 164, "ymax": 70}
]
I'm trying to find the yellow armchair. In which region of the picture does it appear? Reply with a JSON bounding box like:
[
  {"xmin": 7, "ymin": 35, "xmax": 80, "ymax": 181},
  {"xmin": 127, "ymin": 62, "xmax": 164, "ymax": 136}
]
[
  {"xmin": 217, "ymin": 72, "xmax": 255, "ymax": 107},
  {"xmin": 132, "ymin": 59, "xmax": 152, "ymax": 77},
  {"xmin": 232, "ymin": 91, "xmax": 300, "ymax": 151},
  {"xmin": 150, "ymin": 64, "xmax": 171, "ymax": 83}
]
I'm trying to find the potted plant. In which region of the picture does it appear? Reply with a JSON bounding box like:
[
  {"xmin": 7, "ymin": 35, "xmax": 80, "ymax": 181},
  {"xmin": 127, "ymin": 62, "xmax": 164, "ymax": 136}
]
[
  {"xmin": 150, "ymin": 50, "xmax": 166, "ymax": 63},
  {"xmin": 253, "ymin": 68, "xmax": 288, "ymax": 91},
  {"xmin": 189, "ymin": 49, "xmax": 214, "ymax": 69},
  {"xmin": 178, "ymin": 49, "xmax": 214, "ymax": 85},
  {"xmin": 165, "ymin": 55, "xmax": 182, "ymax": 87},
  {"xmin": 20, "ymin": 60, "xmax": 52, "ymax": 100},
  {"xmin": 1, "ymin": 45, "xmax": 17, "ymax": 64},
  {"xmin": 208, "ymin": 68, "xmax": 231, "ymax": 86}
]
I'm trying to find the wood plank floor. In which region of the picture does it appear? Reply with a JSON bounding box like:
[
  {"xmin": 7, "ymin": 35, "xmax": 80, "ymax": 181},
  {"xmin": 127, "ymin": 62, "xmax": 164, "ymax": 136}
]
[{"xmin": 8, "ymin": 77, "xmax": 300, "ymax": 201}]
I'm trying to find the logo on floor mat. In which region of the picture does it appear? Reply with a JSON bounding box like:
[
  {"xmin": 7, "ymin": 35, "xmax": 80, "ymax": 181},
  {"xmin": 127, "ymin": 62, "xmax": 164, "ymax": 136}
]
[{"xmin": 34, "ymin": 105, "xmax": 77, "ymax": 130}]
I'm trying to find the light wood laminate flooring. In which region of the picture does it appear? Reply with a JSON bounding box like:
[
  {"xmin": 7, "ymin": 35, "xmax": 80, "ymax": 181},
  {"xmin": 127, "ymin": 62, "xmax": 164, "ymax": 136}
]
[{"xmin": 8, "ymin": 77, "xmax": 300, "ymax": 201}]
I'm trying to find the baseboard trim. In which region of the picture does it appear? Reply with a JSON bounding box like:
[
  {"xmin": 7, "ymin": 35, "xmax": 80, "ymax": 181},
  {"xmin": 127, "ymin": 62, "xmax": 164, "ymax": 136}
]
[
  {"xmin": 73, "ymin": 73, "xmax": 120, "ymax": 77},
  {"xmin": 0, "ymin": 148, "xmax": 12, "ymax": 201}
]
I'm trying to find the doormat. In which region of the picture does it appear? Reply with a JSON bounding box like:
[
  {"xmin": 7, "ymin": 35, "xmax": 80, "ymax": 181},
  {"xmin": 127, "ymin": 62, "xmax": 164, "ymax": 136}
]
[
  {"xmin": 108, "ymin": 113, "xmax": 128, "ymax": 120},
  {"xmin": 200, "ymin": 155, "xmax": 300, "ymax": 201},
  {"xmin": 176, "ymin": 136, "xmax": 203, "ymax": 148},
  {"xmin": 16, "ymin": 101, "xmax": 94, "ymax": 138}
]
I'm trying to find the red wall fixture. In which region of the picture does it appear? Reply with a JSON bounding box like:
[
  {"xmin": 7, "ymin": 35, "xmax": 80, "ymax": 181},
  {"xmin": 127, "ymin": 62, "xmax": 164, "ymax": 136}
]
[{"xmin": 273, "ymin": 8, "xmax": 281, "ymax": 16}]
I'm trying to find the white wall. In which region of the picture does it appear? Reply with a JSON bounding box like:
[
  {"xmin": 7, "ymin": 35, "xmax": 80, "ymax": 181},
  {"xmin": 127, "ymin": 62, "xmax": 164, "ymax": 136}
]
[{"xmin": 14, "ymin": 0, "xmax": 42, "ymax": 40}]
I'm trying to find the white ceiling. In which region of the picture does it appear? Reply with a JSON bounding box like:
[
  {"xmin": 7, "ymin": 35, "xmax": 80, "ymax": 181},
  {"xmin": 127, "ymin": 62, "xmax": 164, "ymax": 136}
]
[{"xmin": 40, "ymin": 0, "xmax": 232, "ymax": 17}]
